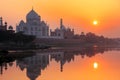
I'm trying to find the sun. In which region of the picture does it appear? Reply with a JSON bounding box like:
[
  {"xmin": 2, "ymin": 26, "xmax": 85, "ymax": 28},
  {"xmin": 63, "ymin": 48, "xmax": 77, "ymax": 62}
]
[
  {"xmin": 93, "ymin": 62, "xmax": 98, "ymax": 69},
  {"xmin": 93, "ymin": 20, "xmax": 98, "ymax": 25}
]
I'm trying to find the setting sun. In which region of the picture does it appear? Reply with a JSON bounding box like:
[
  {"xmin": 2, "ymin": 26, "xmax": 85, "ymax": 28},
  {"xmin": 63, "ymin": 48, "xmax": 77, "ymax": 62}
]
[
  {"xmin": 93, "ymin": 62, "xmax": 98, "ymax": 69},
  {"xmin": 93, "ymin": 20, "xmax": 98, "ymax": 25}
]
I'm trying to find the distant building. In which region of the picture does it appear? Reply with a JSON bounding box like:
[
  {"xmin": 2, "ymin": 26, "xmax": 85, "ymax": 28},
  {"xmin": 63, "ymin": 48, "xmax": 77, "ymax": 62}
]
[
  {"xmin": 0, "ymin": 17, "xmax": 7, "ymax": 31},
  {"xmin": 50, "ymin": 19, "xmax": 74, "ymax": 39},
  {"xmin": 16, "ymin": 9, "xmax": 49, "ymax": 38},
  {"xmin": 8, "ymin": 25, "xmax": 15, "ymax": 33}
]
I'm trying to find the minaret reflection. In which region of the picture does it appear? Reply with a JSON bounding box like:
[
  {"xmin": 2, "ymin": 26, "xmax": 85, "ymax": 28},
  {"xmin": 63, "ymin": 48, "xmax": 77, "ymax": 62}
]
[
  {"xmin": 0, "ymin": 63, "xmax": 7, "ymax": 74},
  {"xmin": 0, "ymin": 62, "xmax": 13, "ymax": 75},
  {"xmin": 50, "ymin": 47, "xmax": 108, "ymax": 72},
  {"xmin": 0, "ymin": 64, "xmax": 3, "ymax": 74},
  {"xmin": 50, "ymin": 51, "xmax": 75, "ymax": 72},
  {"xmin": 17, "ymin": 53, "xmax": 49, "ymax": 80}
]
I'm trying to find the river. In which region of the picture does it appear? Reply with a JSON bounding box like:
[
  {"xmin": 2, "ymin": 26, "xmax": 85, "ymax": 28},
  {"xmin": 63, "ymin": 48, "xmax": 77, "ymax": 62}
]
[{"xmin": 0, "ymin": 47, "xmax": 120, "ymax": 80}]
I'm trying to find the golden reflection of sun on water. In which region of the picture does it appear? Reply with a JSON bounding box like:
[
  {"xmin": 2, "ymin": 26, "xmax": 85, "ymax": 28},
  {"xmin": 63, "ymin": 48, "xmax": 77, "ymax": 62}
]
[{"xmin": 93, "ymin": 62, "xmax": 98, "ymax": 69}]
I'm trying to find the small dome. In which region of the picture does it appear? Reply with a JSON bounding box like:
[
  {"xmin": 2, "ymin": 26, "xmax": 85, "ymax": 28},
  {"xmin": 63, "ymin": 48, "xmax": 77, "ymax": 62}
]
[
  {"xmin": 26, "ymin": 9, "xmax": 40, "ymax": 19},
  {"xmin": 5, "ymin": 22, "xmax": 7, "ymax": 26},
  {"xmin": 55, "ymin": 27, "xmax": 59, "ymax": 31},
  {"xmin": 19, "ymin": 20, "xmax": 25, "ymax": 26},
  {"xmin": 67, "ymin": 27, "xmax": 70, "ymax": 30},
  {"xmin": 8, "ymin": 25, "xmax": 13, "ymax": 30},
  {"xmin": 41, "ymin": 21, "xmax": 46, "ymax": 25},
  {"xmin": 0, "ymin": 17, "xmax": 2, "ymax": 20},
  {"xmin": 5, "ymin": 22, "xmax": 7, "ymax": 24}
]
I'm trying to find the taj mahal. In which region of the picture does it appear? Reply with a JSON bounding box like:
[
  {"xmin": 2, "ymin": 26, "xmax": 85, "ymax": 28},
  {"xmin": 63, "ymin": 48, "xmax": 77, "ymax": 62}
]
[{"xmin": 16, "ymin": 9, "xmax": 74, "ymax": 39}]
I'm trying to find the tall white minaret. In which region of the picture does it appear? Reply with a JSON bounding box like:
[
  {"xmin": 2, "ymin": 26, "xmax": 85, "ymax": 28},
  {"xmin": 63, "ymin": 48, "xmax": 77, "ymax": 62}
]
[
  {"xmin": 60, "ymin": 18, "xmax": 63, "ymax": 29},
  {"xmin": 0, "ymin": 17, "xmax": 3, "ymax": 26}
]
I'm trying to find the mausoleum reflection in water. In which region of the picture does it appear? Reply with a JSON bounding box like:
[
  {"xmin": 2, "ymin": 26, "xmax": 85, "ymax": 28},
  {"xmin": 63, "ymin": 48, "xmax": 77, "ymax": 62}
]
[{"xmin": 0, "ymin": 47, "xmax": 120, "ymax": 80}]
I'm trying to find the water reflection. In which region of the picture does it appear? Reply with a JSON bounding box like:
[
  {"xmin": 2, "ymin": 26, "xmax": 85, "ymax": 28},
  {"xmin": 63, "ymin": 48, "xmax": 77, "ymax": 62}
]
[
  {"xmin": 0, "ymin": 51, "xmax": 35, "ymax": 75},
  {"xmin": 0, "ymin": 62, "xmax": 13, "ymax": 74},
  {"xmin": 17, "ymin": 54, "xmax": 49, "ymax": 80},
  {"xmin": 0, "ymin": 47, "xmax": 120, "ymax": 80}
]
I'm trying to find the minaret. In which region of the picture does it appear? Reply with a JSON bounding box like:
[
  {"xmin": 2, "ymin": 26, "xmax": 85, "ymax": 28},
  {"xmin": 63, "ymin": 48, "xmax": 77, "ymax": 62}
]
[
  {"xmin": 60, "ymin": 18, "xmax": 63, "ymax": 29},
  {"xmin": 4, "ymin": 22, "xmax": 7, "ymax": 30},
  {"xmin": 0, "ymin": 17, "xmax": 3, "ymax": 26},
  {"xmin": 60, "ymin": 60, "xmax": 63, "ymax": 72},
  {"xmin": 72, "ymin": 29, "xmax": 74, "ymax": 33}
]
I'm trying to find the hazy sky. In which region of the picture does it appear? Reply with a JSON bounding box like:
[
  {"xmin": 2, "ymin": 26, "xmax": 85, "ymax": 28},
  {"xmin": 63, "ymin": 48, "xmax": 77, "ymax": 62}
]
[{"xmin": 0, "ymin": 0, "xmax": 120, "ymax": 37}]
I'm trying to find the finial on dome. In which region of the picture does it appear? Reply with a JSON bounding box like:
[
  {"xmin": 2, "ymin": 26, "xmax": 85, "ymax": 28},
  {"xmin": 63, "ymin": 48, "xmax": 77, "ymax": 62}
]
[{"xmin": 32, "ymin": 6, "xmax": 34, "ymax": 10}]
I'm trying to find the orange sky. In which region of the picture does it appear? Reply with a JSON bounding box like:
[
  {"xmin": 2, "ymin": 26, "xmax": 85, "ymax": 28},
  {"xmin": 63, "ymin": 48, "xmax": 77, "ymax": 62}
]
[{"xmin": 0, "ymin": 0, "xmax": 120, "ymax": 37}]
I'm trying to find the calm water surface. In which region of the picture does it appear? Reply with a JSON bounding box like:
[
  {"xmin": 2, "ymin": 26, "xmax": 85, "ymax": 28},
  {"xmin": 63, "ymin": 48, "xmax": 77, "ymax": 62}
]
[{"xmin": 0, "ymin": 48, "xmax": 120, "ymax": 80}]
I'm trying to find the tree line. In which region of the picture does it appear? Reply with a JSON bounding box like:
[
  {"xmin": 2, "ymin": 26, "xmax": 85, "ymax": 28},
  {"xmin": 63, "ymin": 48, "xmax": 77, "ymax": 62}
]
[
  {"xmin": 73, "ymin": 32, "xmax": 119, "ymax": 45},
  {"xmin": 0, "ymin": 30, "xmax": 35, "ymax": 46}
]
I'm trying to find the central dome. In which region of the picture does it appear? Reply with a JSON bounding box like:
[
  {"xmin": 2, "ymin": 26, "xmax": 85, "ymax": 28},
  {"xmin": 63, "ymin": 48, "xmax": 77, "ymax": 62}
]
[{"xmin": 26, "ymin": 9, "xmax": 40, "ymax": 20}]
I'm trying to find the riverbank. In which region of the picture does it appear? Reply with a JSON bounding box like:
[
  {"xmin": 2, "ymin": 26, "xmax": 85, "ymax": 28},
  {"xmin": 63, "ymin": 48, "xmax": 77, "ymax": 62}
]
[
  {"xmin": 0, "ymin": 44, "xmax": 51, "ymax": 51},
  {"xmin": 0, "ymin": 50, "xmax": 35, "ymax": 64}
]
